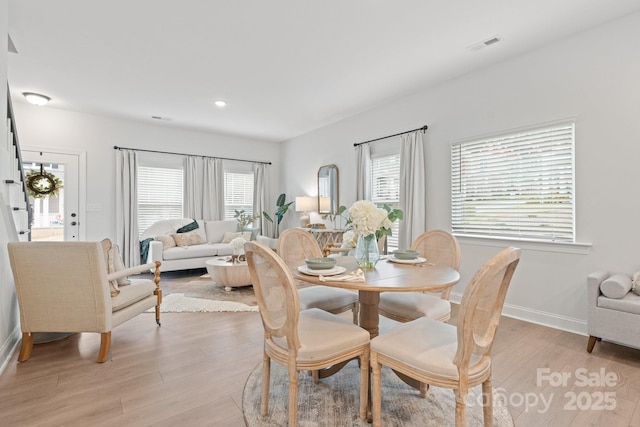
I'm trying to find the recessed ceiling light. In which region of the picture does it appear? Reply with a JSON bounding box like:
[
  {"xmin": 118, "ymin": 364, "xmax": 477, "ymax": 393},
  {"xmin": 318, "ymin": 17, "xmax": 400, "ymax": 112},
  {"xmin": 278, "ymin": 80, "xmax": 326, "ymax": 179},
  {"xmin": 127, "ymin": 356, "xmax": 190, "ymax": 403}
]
[
  {"xmin": 23, "ymin": 92, "xmax": 51, "ymax": 106},
  {"xmin": 214, "ymin": 100, "xmax": 227, "ymax": 108}
]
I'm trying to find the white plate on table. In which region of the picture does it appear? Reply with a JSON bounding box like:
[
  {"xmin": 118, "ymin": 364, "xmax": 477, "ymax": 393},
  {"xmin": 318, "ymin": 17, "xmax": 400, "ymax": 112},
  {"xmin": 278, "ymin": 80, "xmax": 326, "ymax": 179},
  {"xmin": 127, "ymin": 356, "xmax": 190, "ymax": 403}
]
[
  {"xmin": 297, "ymin": 266, "xmax": 347, "ymax": 276},
  {"xmin": 387, "ymin": 256, "xmax": 427, "ymax": 264}
]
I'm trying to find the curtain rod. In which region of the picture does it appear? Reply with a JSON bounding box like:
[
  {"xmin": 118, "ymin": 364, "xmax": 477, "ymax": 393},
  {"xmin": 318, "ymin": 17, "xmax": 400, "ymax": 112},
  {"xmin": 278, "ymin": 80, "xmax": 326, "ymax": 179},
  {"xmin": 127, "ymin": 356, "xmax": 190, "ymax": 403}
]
[
  {"xmin": 113, "ymin": 146, "xmax": 272, "ymax": 165},
  {"xmin": 353, "ymin": 125, "xmax": 428, "ymax": 147}
]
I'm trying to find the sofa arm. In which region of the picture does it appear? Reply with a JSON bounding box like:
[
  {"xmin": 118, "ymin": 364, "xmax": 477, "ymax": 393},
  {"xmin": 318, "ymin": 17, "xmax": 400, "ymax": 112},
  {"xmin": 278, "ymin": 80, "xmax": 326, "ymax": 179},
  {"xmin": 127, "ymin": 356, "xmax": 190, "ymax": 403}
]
[
  {"xmin": 148, "ymin": 240, "xmax": 164, "ymax": 264},
  {"xmin": 587, "ymin": 271, "xmax": 609, "ymax": 326}
]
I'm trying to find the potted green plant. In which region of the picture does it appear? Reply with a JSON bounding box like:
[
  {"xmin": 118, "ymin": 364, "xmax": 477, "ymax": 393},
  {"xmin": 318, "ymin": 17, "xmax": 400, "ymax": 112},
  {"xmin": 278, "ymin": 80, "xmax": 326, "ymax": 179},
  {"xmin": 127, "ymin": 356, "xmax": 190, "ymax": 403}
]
[{"xmin": 262, "ymin": 193, "xmax": 294, "ymax": 239}]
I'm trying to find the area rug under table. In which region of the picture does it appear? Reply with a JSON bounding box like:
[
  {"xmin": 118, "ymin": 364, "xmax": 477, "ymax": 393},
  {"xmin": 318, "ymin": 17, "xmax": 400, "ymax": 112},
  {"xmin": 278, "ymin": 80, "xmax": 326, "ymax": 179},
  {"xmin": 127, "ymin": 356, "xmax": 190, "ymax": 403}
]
[{"xmin": 243, "ymin": 361, "xmax": 513, "ymax": 427}]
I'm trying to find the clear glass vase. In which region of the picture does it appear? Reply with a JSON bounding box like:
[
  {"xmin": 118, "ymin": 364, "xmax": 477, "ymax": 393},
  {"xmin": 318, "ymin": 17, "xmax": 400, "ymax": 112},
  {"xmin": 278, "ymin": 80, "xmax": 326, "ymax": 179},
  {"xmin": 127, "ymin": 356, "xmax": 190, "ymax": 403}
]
[{"xmin": 354, "ymin": 234, "xmax": 380, "ymax": 268}]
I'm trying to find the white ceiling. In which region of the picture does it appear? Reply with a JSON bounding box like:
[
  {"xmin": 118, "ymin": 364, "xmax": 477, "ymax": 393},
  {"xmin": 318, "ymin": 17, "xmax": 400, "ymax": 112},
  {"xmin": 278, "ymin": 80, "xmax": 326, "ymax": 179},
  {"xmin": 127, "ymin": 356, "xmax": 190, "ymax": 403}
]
[{"xmin": 8, "ymin": 1, "xmax": 640, "ymax": 143}]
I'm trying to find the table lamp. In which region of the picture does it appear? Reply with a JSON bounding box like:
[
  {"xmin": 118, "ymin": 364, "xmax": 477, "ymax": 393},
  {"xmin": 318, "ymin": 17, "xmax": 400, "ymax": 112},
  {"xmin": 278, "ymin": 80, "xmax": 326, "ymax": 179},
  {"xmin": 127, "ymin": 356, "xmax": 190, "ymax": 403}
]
[{"xmin": 295, "ymin": 196, "xmax": 316, "ymax": 228}]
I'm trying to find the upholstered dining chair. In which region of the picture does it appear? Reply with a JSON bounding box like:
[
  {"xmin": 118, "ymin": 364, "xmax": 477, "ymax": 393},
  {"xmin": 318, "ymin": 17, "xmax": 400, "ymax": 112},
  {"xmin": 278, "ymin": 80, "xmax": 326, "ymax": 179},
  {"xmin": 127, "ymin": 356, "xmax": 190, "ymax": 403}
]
[
  {"xmin": 370, "ymin": 246, "xmax": 521, "ymax": 427},
  {"xmin": 277, "ymin": 228, "xmax": 360, "ymax": 323},
  {"xmin": 8, "ymin": 241, "xmax": 162, "ymax": 363},
  {"xmin": 244, "ymin": 241, "xmax": 370, "ymax": 426},
  {"xmin": 378, "ymin": 229, "xmax": 461, "ymax": 323}
]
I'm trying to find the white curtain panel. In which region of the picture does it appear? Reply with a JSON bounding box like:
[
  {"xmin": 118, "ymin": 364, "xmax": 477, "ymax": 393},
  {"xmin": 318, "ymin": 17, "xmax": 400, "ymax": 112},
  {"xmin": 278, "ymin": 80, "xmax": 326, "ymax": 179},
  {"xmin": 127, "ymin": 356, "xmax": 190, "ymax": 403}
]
[
  {"xmin": 399, "ymin": 131, "xmax": 427, "ymax": 250},
  {"xmin": 355, "ymin": 143, "xmax": 371, "ymax": 201},
  {"xmin": 253, "ymin": 163, "xmax": 268, "ymax": 233},
  {"xmin": 184, "ymin": 156, "xmax": 203, "ymax": 218},
  {"xmin": 115, "ymin": 149, "xmax": 139, "ymax": 267},
  {"xmin": 203, "ymin": 157, "xmax": 224, "ymax": 220}
]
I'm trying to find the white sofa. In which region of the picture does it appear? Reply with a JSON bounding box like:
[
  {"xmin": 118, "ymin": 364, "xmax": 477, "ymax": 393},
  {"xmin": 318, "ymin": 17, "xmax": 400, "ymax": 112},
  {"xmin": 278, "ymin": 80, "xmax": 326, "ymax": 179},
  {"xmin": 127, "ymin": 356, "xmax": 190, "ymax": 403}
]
[
  {"xmin": 142, "ymin": 218, "xmax": 251, "ymax": 272},
  {"xmin": 587, "ymin": 271, "xmax": 640, "ymax": 352}
]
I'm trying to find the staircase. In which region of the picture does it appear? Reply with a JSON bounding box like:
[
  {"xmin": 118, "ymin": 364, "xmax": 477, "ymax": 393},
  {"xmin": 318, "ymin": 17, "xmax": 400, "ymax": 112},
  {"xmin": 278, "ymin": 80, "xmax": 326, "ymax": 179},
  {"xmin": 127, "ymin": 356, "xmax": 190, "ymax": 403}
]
[{"xmin": 3, "ymin": 87, "xmax": 32, "ymax": 241}]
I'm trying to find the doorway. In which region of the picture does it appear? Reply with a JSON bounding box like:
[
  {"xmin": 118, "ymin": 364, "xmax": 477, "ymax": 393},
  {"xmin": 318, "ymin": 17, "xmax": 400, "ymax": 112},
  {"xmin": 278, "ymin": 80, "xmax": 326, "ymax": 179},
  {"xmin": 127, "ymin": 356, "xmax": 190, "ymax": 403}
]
[{"xmin": 21, "ymin": 150, "xmax": 81, "ymax": 241}]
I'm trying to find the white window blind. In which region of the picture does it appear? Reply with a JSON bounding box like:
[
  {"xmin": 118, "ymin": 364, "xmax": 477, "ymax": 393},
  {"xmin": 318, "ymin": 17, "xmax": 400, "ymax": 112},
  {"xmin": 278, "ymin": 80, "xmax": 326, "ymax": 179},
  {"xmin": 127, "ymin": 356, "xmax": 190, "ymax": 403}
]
[
  {"xmin": 371, "ymin": 154, "xmax": 400, "ymax": 251},
  {"xmin": 137, "ymin": 166, "xmax": 183, "ymax": 236},
  {"xmin": 224, "ymin": 171, "xmax": 254, "ymax": 220},
  {"xmin": 451, "ymin": 123, "xmax": 575, "ymax": 242}
]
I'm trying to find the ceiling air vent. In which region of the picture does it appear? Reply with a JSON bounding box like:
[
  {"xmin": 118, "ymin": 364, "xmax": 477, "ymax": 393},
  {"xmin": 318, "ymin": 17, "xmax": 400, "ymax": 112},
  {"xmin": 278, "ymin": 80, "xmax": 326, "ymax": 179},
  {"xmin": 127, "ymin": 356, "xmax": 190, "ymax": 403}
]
[{"xmin": 467, "ymin": 35, "xmax": 501, "ymax": 52}]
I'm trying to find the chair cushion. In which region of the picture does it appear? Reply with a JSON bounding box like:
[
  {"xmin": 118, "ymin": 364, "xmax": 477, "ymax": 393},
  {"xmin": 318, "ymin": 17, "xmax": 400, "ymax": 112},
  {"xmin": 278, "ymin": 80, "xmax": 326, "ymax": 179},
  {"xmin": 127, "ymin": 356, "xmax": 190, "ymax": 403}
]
[
  {"xmin": 378, "ymin": 292, "xmax": 451, "ymax": 321},
  {"xmin": 600, "ymin": 274, "xmax": 632, "ymax": 299},
  {"xmin": 111, "ymin": 279, "xmax": 156, "ymax": 312},
  {"xmin": 298, "ymin": 286, "xmax": 358, "ymax": 311},
  {"xmin": 371, "ymin": 317, "xmax": 484, "ymax": 381},
  {"xmin": 273, "ymin": 308, "xmax": 369, "ymax": 361}
]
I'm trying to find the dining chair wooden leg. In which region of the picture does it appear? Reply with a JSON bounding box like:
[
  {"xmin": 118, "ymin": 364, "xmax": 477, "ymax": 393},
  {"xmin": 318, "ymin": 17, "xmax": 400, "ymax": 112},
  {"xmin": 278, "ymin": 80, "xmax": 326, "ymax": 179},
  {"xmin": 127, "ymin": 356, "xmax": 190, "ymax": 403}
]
[
  {"xmin": 97, "ymin": 331, "xmax": 111, "ymax": 363},
  {"xmin": 482, "ymin": 378, "xmax": 493, "ymax": 427},
  {"xmin": 359, "ymin": 351, "xmax": 370, "ymax": 421},
  {"xmin": 18, "ymin": 332, "xmax": 34, "ymax": 362},
  {"xmin": 454, "ymin": 389, "xmax": 467, "ymax": 427},
  {"xmin": 288, "ymin": 365, "xmax": 299, "ymax": 427},
  {"xmin": 419, "ymin": 382, "xmax": 429, "ymax": 398},
  {"xmin": 371, "ymin": 353, "xmax": 382, "ymax": 427},
  {"xmin": 352, "ymin": 302, "xmax": 360, "ymax": 325},
  {"xmin": 261, "ymin": 354, "xmax": 271, "ymax": 416},
  {"xmin": 312, "ymin": 370, "xmax": 320, "ymax": 384}
]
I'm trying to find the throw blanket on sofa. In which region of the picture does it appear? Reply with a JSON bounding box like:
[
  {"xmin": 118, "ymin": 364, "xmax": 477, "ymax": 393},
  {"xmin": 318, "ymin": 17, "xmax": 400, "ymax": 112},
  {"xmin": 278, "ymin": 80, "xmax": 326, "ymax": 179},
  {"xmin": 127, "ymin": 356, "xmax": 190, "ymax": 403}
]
[{"xmin": 140, "ymin": 237, "xmax": 154, "ymax": 262}]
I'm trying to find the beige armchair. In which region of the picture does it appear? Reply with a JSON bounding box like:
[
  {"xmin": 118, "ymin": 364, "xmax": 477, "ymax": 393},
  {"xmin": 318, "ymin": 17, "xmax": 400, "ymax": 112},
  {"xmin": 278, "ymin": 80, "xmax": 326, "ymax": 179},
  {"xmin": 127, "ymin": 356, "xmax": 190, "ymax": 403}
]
[{"xmin": 8, "ymin": 241, "xmax": 162, "ymax": 363}]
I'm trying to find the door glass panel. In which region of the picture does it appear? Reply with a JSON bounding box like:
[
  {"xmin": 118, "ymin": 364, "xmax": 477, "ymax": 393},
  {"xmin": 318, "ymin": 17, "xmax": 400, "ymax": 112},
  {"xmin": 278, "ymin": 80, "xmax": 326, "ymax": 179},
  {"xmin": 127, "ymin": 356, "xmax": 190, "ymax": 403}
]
[{"xmin": 23, "ymin": 162, "xmax": 65, "ymax": 241}]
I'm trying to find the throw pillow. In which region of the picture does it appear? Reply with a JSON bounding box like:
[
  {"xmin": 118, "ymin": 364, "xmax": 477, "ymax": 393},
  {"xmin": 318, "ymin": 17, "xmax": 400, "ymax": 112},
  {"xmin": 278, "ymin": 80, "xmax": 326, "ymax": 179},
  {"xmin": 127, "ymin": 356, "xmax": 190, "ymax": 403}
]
[
  {"xmin": 111, "ymin": 245, "xmax": 131, "ymax": 287},
  {"xmin": 155, "ymin": 234, "xmax": 177, "ymax": 249},
  {"xmin": 632, "ymin": 271, "xmax": 640, "ymax": 296},
  {"xmin": 172, "ymin": 231, "xmax": 205, "ymax": 247},
  {"xmin": 222, "ymin": 231, "xmax": 242, "ymax": 243},
  {"xmin": 177, "ymin": 219, "xmax": 199, "ymax": 233},
  {"xmin": 100, "ymin": 238, "xmax": 120, "ymax": 297},
  {"xmin": 600, "ymin": 274, "xmax": 632, "ymax": 299}
]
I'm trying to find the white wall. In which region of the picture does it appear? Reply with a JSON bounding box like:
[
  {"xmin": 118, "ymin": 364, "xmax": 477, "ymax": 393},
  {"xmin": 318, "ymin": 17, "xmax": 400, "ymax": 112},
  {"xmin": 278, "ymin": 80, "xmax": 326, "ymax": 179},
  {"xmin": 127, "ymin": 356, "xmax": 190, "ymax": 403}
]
[
  {"xmin": 11, "ymin": 104, "xmax": 281, "ymax": 241},
  {"xmin": 280, "ymin": 12, "xmax": 640, "ymax": 334}
]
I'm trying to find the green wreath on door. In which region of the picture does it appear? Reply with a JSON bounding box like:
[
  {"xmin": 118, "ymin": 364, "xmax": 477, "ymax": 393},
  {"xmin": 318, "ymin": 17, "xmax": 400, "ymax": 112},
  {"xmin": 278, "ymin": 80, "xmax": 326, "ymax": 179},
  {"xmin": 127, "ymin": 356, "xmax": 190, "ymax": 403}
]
[{"xmin": 25, "ymin": 165, "xmax": 63, "ymax": 199}]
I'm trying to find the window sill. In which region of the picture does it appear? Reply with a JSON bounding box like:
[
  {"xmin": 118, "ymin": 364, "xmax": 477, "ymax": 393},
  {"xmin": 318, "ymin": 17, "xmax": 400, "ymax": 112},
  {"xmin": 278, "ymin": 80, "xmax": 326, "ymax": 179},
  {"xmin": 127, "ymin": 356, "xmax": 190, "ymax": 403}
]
[{"xmin": 454, "ymin": 234, "xmax": 592, "ymax": 255}]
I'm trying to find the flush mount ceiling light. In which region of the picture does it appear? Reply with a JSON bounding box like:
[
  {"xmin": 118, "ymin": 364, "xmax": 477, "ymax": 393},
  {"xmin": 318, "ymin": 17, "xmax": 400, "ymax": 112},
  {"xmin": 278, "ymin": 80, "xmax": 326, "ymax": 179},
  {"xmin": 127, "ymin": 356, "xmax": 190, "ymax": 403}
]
[
  {"xmin": 23, "ymin": 92, "xmax": 51, "ymax": 106},
  {"xmin": 214, "ymin": 100, "xmax": 227, "ymax": 108}
]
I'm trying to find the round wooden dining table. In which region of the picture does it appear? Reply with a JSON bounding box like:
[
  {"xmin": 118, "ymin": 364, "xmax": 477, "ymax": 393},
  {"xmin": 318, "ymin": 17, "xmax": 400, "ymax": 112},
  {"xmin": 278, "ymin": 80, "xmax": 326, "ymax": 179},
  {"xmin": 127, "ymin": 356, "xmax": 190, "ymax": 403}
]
[{"xmin": 292, "ymin": 256, "xmax": 460, "ymax": 339}]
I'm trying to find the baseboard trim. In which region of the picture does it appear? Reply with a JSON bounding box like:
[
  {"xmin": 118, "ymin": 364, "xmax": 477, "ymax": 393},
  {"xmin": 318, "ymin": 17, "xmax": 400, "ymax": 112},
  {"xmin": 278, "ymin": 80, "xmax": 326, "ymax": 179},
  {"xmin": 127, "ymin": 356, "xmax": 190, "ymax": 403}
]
[
  {"xmin": 450, "ymin": 292, "xmax": 587, "ymax": 336},
  {"xmin": 0, "ymin": 326, "xmax": 20, "ymax": 376}
]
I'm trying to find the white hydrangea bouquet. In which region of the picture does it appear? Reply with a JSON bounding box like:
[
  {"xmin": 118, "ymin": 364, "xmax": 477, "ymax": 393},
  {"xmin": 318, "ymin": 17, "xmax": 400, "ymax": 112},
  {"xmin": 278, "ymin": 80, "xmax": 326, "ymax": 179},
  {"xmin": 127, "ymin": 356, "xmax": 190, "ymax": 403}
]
[
  {"xmin": 347, "ymin": 200, "xmax": 403, "ymax": 267},
  {"xmin": 230, "ymin": 236, "xmax": 247, "ymax": 253}
]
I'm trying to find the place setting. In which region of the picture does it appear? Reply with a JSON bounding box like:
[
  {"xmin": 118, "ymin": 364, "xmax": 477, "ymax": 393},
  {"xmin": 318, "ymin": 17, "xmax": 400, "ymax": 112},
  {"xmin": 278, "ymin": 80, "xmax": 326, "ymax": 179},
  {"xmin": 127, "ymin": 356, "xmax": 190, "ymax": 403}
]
[
  {"xmin": 387, "ymin": 249, "xmax": 428, "ymax": 265},
  {"xmin": 297, "ymin": 257, "xmax": 365, "ymax": 282}
]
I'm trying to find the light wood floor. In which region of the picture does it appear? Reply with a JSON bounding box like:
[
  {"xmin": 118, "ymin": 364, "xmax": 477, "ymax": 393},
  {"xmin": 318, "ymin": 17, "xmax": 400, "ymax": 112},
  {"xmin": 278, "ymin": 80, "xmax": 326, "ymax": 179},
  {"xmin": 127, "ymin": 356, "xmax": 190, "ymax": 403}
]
[{"xmin": 2, "ymin": 270, "xmax": 640, "ymax": 427}]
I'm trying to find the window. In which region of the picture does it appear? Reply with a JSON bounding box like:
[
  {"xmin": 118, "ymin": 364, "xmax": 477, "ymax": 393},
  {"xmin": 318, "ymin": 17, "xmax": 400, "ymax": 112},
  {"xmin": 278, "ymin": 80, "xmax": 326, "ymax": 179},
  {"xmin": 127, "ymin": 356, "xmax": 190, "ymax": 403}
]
[
  {"xmin": 137, "ymin": 166, "xmax": 183, "ymax": 236},
  {"xmin": 451, "ymin": 122, "xmax": 575, "ymax": 242},
  {"xmin": 371, "ymin": 153, "xmax": 400, "ymax": 251},
  {"xmin": 224, "ymin": 171, "xmax": 254, "ymax": 221}
]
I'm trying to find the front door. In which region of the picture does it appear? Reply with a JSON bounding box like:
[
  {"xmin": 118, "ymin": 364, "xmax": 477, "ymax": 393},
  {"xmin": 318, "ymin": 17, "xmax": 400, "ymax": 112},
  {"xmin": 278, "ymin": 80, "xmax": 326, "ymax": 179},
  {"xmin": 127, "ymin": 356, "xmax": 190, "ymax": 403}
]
[{"xmin": 21, "ymin": 150, "xmax": 80, "ymax": 241}]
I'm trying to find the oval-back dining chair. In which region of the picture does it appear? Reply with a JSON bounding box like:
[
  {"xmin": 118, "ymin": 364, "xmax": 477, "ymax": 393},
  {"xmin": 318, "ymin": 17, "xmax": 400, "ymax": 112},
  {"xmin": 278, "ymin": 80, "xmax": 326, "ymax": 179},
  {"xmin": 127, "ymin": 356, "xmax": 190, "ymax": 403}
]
[
  {"xmin": 370, "ymin": 246, "xmax": 521, "ymax": 427},
  {"xmin": 277, "ymin": 228, "xmax": 359, "ymax": 323},
  {"xmin": 245, "ymin": 241, "xmax": 370, "ymax": 426},
  {"xmin": 378, "ymin": 229, "xmax": 461, "ymax": 323}
]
